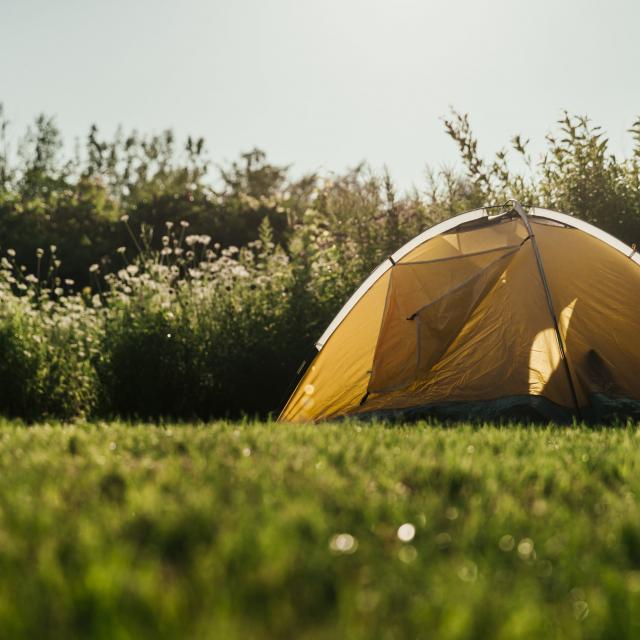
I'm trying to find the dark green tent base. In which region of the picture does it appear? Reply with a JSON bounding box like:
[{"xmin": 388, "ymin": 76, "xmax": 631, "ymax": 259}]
[{"xmin": 353, "ymin": 393, "xmax": 640, "ymax": 425}]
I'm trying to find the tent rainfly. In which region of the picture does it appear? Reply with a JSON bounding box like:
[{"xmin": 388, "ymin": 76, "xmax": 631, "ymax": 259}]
[{"xmin": 279, "ymin": 202, "xmax": 640, "ymax": 423}]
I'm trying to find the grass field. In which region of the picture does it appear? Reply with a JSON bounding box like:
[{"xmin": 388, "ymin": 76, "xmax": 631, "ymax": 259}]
[{"xmin": 2, "ymin": 420, "xmax": 640, "ymax": 639}]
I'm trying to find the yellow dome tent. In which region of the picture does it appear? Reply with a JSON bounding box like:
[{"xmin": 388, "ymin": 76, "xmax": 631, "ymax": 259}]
[{"xmin": 279, "ymin": 201, "xmax": 640, "ymax": 423}]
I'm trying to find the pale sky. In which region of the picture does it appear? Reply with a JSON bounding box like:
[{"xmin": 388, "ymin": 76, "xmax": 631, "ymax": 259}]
[{"xmin": 1, "ymin": 0, "xmax": 639, "ymax": 191}]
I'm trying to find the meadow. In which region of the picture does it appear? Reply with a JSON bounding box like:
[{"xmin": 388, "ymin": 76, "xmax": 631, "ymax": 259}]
[
  {"xmin": 2, "ymin": 419, "xmax": 640, "ymax": 639},
  {"xmin": 1, "ymin": 109, "xmax": 640, "ymax": 639}
]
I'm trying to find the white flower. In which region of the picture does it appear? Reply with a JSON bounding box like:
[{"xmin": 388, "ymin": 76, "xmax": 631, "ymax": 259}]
[{"xmin": 231, "ymin": 265, "xmax": 249, "ymax": 277}]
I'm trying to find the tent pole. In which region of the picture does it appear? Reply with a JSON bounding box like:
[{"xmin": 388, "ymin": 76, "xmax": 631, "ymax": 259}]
[
  {"xmin": 276, "ymin": 345, "xmax": 319, "ymax": 422},
  {"xmin": 512, "ymin": 201, "xmax": 582, "ymax": 420}
]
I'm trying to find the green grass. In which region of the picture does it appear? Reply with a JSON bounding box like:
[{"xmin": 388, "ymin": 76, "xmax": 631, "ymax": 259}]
[{"xmin": 2, "ymin": 420, "xmax": 640, "ymax": 639}]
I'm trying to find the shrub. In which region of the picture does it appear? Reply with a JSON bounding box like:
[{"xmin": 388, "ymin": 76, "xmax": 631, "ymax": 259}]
[
  {"xmin": 96, "ymin": 218, "xmax": 313, "ymax": 419},
  {"xmin": 0, "ymin": 251, "xmax": 99, "ymax": 419},
  {"xmin": 0, "ymin": 109, "xmax": 639, "ymax": 420}
]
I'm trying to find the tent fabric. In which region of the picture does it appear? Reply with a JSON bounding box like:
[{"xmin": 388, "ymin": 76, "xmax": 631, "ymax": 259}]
[{"xmin": 279, "ymin": 205, "xmax": 640, "ymax": 423}]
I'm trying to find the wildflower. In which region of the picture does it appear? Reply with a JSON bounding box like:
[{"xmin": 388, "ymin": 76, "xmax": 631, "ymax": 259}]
[
  {"xmin": 50, "ymin": 244, "xmax": 57, "ymax": 253},
  {"xmin": 126, "ymin": 265, "xmax": 139, "ymax": 275},
  {"xmin": 116, "ymin": 246, "xmax": 126, "ymax": 254},
  {"xmin": 89, "ymin": 264, "xmax": 99, "ymax": 273},
  {"xmin": 199, "ymin": 234, "xmax": 211, "ymax": 246},
  {"xmin": 120, "ymin": 214, "xmax": 129, "ymax": 222},
  {"xmin": 180, "ymin": 220, "xmax": 189, "ymax": 228},
  {"xmin": 231, "ymin": 265, "xmax": 249, "ymax": 277},
  {"xmin": 165, "ymin": 221, "xmax": 174, "ymax": 229},
  {"xmin": 186, "ymin": 235, "xmax": 199, "ymax": 247},
  {"xmin": 36, "ymin": 248, "xmax": 44, "ymax": 258},
  {"xmin": 7, "ymin": 248, "xmax": 15, "ymax": 257}
]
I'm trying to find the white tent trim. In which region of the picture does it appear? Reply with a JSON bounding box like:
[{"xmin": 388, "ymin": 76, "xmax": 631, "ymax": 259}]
[{"xmin": 315, "ymin": 205, "xmax": 640, "ymax": 351}]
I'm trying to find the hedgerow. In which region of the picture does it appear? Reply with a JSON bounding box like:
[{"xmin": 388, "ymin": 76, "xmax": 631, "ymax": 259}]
[{"xmin": 0, "ymin": 109, "xmax": 639, "ymax": 419}]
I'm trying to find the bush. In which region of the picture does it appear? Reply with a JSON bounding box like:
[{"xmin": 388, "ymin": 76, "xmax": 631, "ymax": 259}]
[
  {"xmin": 0, "ymin": 251, "xmax": 99, "ymax": 419},
  {"xmin": 95, "ymin": 218, "xmax": 318, "ymax": 419},
  {"xmin": 0, "ymin": 108, "xmax": 639, "ymax": 420}
]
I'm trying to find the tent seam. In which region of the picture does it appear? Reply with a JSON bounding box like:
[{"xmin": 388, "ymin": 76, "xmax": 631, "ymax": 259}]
[{"xmin": 513, "ymin": 202, "xmax": 583, "ymax": 419}]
